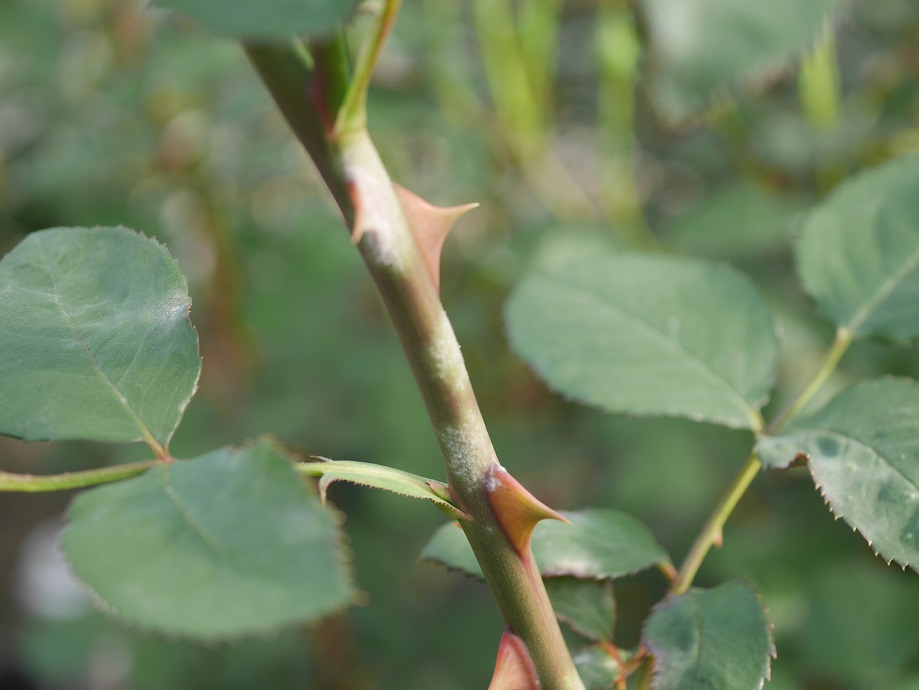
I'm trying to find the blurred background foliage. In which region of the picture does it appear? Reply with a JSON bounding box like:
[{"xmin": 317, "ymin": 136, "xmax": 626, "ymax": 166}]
[{"xmin": 2, "ymin": 0, "xmax": 919, "ymax": 688}]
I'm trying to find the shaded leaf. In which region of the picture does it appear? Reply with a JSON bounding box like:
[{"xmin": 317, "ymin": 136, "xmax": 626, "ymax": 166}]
[
  {"xmin": 421, "ymin": 508, "xmax": 670, "ymax": 580},
  {"xmin": 0, "ymin": 227, "xmax": 200, "ymax": 447},
  {"xmin": 640, "ymin": 0, "xmax": 844, "ymax": 121},
  {"xmin": 505, "ymin": 240, "xmax": 777, "ymax": 429},
  {"xmin": 643, "ymin": 581, "xmax": 774, "ymax": 690},
  {"xmin": 572, "ymin": 646, "xmax": 622, "ymax": 690},
  {"xmin": 797, "ymin": 154, "xmax": 919, "ymax": 342},
  {"xmin": 756, "ymin": 378, "xmax": 919, "ymax": 571},
  {"xmin": 545, "ymin": 578, "xmax": 615, "ymax": 643},
  {"xmin": 297, "ymin": 458, "xmax": 465, "ymax": 518},
  {"xmin": 156, "ymin": 0, "xmax": 359, "ymax": 39},
  {"xmin": 62, "ymin": 441, "xmax": 354, "ymax": 638}
]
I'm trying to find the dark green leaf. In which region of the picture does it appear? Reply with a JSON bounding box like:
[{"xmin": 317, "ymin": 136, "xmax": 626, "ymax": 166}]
[
  {"xmin": 797, "ymin": 154, "xmax": 919, "ymax": 342},
  {"xmin": 640, "ymin": 0, "xmax": 844, "ymax": 121},
  {"xmin": 0, "ymin": 227, "xmax": 200, "ymax": 447},
  {"xmin": 545, "ymin": 578, "xmax": 615, "ymax": 642},
  {"xmin": 421, "ymin": 508, "xmax": 670, "ymax": 580},
  {"xmin": 156, "ymin": 0, "xmax": 359, "ymax": 39},
  {"xmin": 506, "ymin": 240, "xmax": 778, "ymax": 429},
  {"xmin": 643, "ymin": 581, "xmax": 774, "ymax": 690},
  {"xmin": 756, "ymin": 378, "xmax": 919, "ymax": 571},
  {"xmin": 62, "ymin": 441, "xmax": 354, "ymax": 638}
]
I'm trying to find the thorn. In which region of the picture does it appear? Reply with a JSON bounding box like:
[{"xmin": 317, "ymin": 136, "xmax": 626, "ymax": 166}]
[
  {"xmin": 488, "ymin": 631, "xmax": 539, "ymax": 690},
  {"xmin": 484, "ymin": 464, "xmax": 568, "ymax": 557},
  {"xmin": 393, "ymin": 183, "xmax": 478, "ymax": 292},
  {"xmin": 713, "ymin": 528, "xmax": 724, "ymax": 549}
]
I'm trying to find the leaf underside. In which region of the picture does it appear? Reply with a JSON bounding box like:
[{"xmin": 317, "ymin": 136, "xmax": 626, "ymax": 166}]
[
  {"xmin": 62, "ymin": 441, "xmax": 355, "ymax": 639},
  {"xmin": 0, "ymin": 226, "xmax": 200, "ymax": 446}
]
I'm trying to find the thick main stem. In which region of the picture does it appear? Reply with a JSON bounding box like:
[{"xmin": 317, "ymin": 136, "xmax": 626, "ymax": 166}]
[
  {"xmin": 247, "ymin": 39, "xmax": 584, "ymax": 690},
  {"xmin": 343, "ymin": 129, "xmax": 583, "ymax": 690}
]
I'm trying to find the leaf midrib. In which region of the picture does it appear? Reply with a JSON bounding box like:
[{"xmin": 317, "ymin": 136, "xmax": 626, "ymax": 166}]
[
  {"xmin": 845, "ymin": 221, "xmax": 919, "ymax": 335},
  {"xmin": 36, "ymin": 235, "xmax": 159, "ymax": 445},
  {"xmin": 543, "ymin": 274, "xmax": 761, "ymax": 428}
]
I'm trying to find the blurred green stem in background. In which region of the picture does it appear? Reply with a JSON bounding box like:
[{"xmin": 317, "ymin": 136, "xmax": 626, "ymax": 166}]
[{"xmin": 597, "ymin": 0, "xmax": 656, "ymax": 248}]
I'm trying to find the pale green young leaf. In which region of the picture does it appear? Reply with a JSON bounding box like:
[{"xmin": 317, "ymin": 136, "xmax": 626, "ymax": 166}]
[
  {"xmin": 156, "ymin": 0, "xmax": 359, "ymax": 39},
  {"xmin": 756, "ymin": 378, "xmax": 919, "ymax": 571},
  {"xmin": 506, "ymin": 240, "xmax": 778, "ymax": 429},
  {"xmin": 296, "ymin": 458, "xmax": 464, "ymax": 517},
  {"xmin": 0, "ymin": 227, "xmax": 200, "ymax": 448},
  {"xmin": 640, "ymin": 0, "xmax": 844, "ymax": 121},
  {"xmin": 643, "ymin": 581, "xmax": 774, "ymax": 690},
  {"xmin": 797, "ymin": 154, "xmax": 919, "ymax": 342},
  {"xmin": 62, "ymin": 441, "xmax": 354, "ymax": 639},
  {"xmin": 421, "ymin": 508, "xmax": 670, "ymax": 580}
]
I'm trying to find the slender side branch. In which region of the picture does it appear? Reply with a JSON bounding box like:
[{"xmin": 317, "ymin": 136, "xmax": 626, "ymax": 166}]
[
  {"xmin": 767, "ymin": 327, "xmax": 852, "ymax": 435},
  {"xmin": 0, "ymin": 461, "xmax": 155, "ymax": 493},
  {"xmin": 672, "ymin": 453, "xmax": 761, "ymax": 595},
  {"xmin": 673, "ymin": 327, "xmax": 854, "ymax": 594}
]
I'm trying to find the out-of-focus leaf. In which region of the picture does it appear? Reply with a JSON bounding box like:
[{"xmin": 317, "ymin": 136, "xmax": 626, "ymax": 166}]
[
  {"xmin": 62, "ymin": 441, "xmax": 354, "ymax": 638},
  {"xmin": 797, "ymin": 154, "xmax": 919, "ymax": 342},
  {"xmin": 421, "ymin": 508, "xmax": 670, "ymax": 580},
  {"xmin": 545, "ymin": 578, "xmax": 615, "ymax": 642},
  {"xmin": 0, "ymin": 227, "xmax": 200, "ymax": 447},
  {"xmin": 643, "ymin": 581, "xmax": 774, "ymax": 690},
  {"xmin": 505, "ymin": 241, "xmax": 778, "ymax": 429},
  {"xmin": 155, "ymin": 0, "xmax": 359, "ymax": 39},
  {"xmin": 572, "ymin": 646, "xmax": 622, "ymax": 690},
  {"xmin": 756, "ymin": 378, "xmax": 919, "ymax": 571},
  {"xmin": 663, "ymin": 182, "xmax": 807, "ymax": 259},
  {"xmin": 640, "ymin": 0, "xmax": 844, "ymax": 121}
]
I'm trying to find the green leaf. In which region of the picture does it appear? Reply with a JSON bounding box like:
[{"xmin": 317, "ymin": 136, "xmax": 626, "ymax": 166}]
[
  {"xmin": 297, "ymin": 458, "xmax": 464, "ymax": 518},
  {"xmin": 505, "ymin": 240, "xmax": 778, "ymax": 429},
  {"xmin": 640, "ymin": 0, "xmax": 844, "ymax": 121},
  {"xmin": 643, "ymin": 581, "xmax": 774, "ymax": 690},
  {"xmin": 545, "ymin": 578, "xmax": 615, "ymax": 643},
  {"xmin": 572, "ymin": 646, "xmax": 622, "ymax": 690},
  {"xmin": 61, "ymin": 441, "xmax": 354, "ymax": 639},
  {"xmin": 0, "ymin": 227, "xmax": 200, "ymax": 448},
  {"xmin": 421, "ymin": 508, "xmax": 670, "ymax": 580},
  {"xmin": 156, "ymin": 0, "xmax": 359, "ymax": 39},
  {"xmin": 755, "ymin": 378, "xmax": 919, "ymax": 571},
  {"xmin": 796, "ymin": 154, "xmax": 919, "ymax": 342}
]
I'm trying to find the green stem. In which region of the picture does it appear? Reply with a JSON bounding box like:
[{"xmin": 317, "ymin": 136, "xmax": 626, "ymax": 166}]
[
  {"xmin": 672, "ymin": 328, "xmax": 853, "ymax": 594},
  {"xmin": 596, "ymin": 0, "xmax": 656, "ymax": 248},
  {"xmin": 798, "ymin": 22, "xmax": 841, "ymax": 132},
  {"xmin": 248, "ymin": 35, "xmax": 584, "ymax": 690},
  {"xmin": 0, "ymin": 461, "xmax": 155, "ymax": 493},
  {"xmin": 672, "ymin": 452, "xmax": 761, "ymax": 595},
  {"xmin": 767, "ymin": 327, "xmax": 852, "ymax": 435},
  {"xmin": 335, "ymin": 0, "xmax": 402, "ymax": 135}
]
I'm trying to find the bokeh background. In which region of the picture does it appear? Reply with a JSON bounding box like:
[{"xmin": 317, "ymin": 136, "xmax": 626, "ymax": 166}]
[{"xmin": 2, "ymin": 0, "xmax": 919, "ymax": 688}]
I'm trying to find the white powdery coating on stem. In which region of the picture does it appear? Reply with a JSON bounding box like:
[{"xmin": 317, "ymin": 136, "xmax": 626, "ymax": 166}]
[
  {"xmin": 347, "ymin": 165, "xmax": 408, "ymax": 271},
  {"xmin": 430, "ymin": 311, "xmax": 469, "ymax": 391},
  {"xmin": 438, "ymin": 422, "xmax": 493, "ymax": 488}
]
